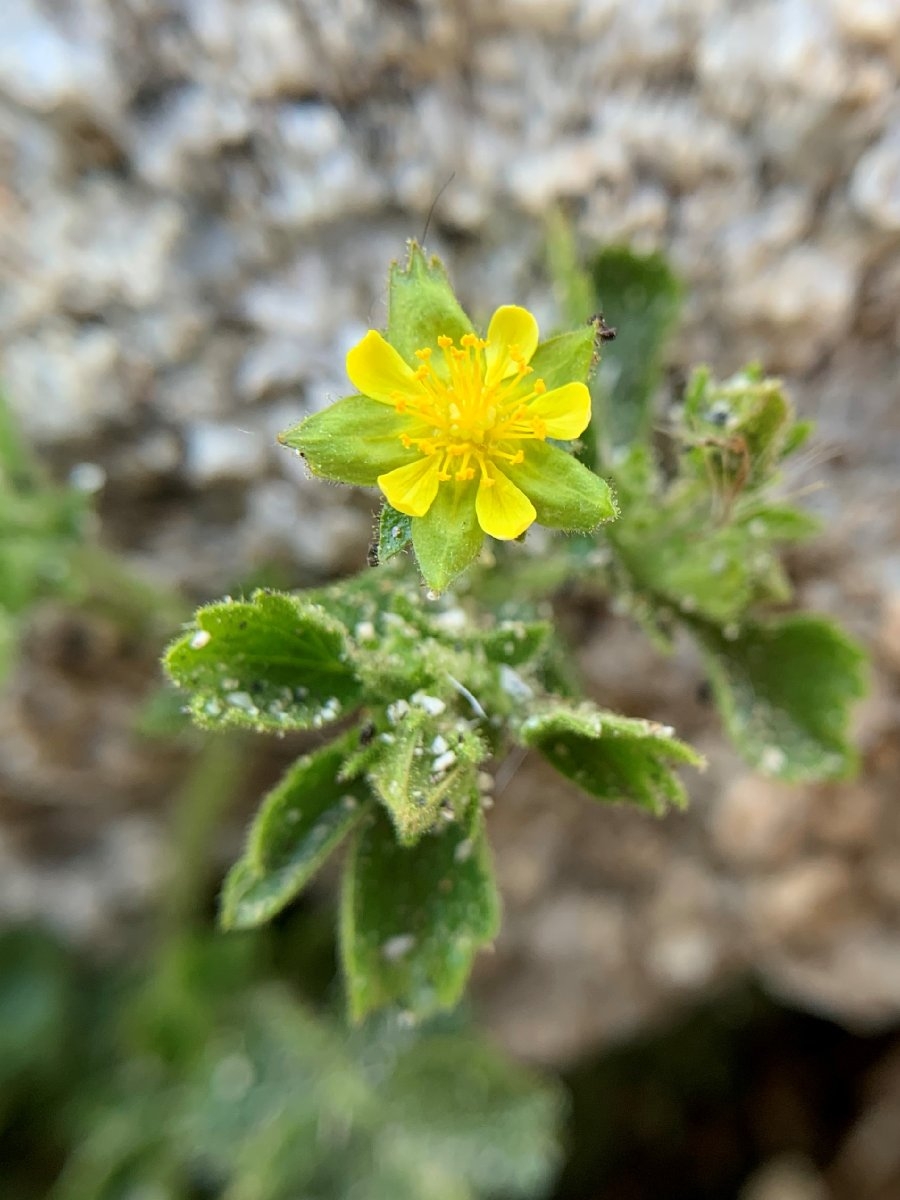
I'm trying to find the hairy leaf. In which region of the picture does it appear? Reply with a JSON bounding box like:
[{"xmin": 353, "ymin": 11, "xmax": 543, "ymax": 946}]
[
  {"xmin": 341, "ymin": 803, "xmax": 500, "ymax": 1021},
  {"xmin": 692, "ymin": 615, "xmax": 866, "ymax": 781},
  {"xmin": 365, "ymin": 708, "xmax": 487, "ymax": 844},
  {"xmin": 517, "ymin": 701, "xmax": 703, "ymax": 814},
  {"xmin": 220, "ymin": 737, "xmax": 371, "ymax": 930},
  {"xmin": 165, "ymin": 591, "xmax": 363, "ymax": 732}
]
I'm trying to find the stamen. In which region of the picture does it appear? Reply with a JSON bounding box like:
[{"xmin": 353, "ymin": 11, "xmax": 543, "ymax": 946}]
[{"xmin": 393, "ymin": 327, "xmax": 560, "ymax": 494}]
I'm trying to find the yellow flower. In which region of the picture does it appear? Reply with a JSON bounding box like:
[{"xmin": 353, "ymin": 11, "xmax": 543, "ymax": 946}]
[
  {"xmin": 280, "ymin": 243, "xmax": 616, "ymax": 591},
  {"xmin": 346, "ymin": 306, "xmax": 591, "ymax": 541}
]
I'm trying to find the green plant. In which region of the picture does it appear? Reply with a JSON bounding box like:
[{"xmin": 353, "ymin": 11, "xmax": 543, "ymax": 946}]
[
  {"xmin": 164, "ymin": 238, "xmax": 865, "ymax": 1025},
  {"xmin": 0, "ymin": 394, "xmax": 184, "ymax": 680},
  {"xmin": 0, "ymin": 925, "xmax": 563, "ymax": 1200}
]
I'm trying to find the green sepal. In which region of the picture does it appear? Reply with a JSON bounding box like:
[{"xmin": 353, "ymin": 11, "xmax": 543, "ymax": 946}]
[
  {"xmin": 691, "ymin": 614, "xmax": 867, "ymax": 781},
  {"xmin": 376, "ymin": 503, "xmax": 413, "ymax": 563},
  {"xmin": 411, "ymin": 480, "xmax": 484, "ymax": 593},
  {"xmin": 517, "ymin": 701, "xmax": 703, "ymax": 814},
  {"xmin": 164, "ymin": 591, "xmax": 364, "ymax": 732},
  {"xmin": 341, "ymin": 800, "xmax": 500, "ymax": 1022},
  {"xmin": 388, "ymin": 243, "xmax": 475, "ymax": 365},
  {"xmin": 365, "ymin": 708, "xmax": 487, "ymax": 844},
  {"xmin": 528, "ymin": 327, "xmax": 596, "ymax": 390},
  {"xmin": 512, "ymin": 442, "xmax": 618, "ymax": 532},
  {"xmin": 220, "ymin": 737, "xmax": 371, "ymax": 930},
  {"xmin": 279, "ymin": 395, "xmax": 416, "ymax": 486}
]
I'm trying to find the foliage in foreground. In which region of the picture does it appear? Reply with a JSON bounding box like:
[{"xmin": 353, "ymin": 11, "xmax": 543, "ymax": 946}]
[
  {"xmin": 164, "ymin": 236, "xmax": 865, "ymax": 1024},
  {"xmin": 0, "ymin": 926, "xmax": 562, "ymax": 1200}
]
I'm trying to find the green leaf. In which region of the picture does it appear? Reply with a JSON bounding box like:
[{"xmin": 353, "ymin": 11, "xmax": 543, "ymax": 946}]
[
  {"xmin": 341, "ymin": 802, "xmax": 500, "ymax": 1021},
  {"xmin": 0, "ymin": 928, "xmax": 71, "ymax": 1095},
  {"xmin": 736, "ymin": 502, "xmax": 821, "ymax": 542},
  {"xmin": 691, "ymin": 614, "xmax": 867, "ymax": 781},
  {"xmin": 0, "ymin": 609, "xmax": 16, "ymax": 683},
  {"xmin": 682, "ymin": 367, "xmax": 794, "ymax": 490},
  {"xmin": 481, "ymin": 618, "xmax": 553, "ymax": 667},
  {"xmin": 517, "ymin": 701, "xmax": 703, "ymax": 814},
  {"xmin": 613, "ymin": 514, "xmax": 790, "ymax": 624},
  {"xmin": 589, "ymin": 246, "xmax": 682, "ymax": 449},
  {"xmin": 0, "ymin": 538, "xmax": 74, "ymax": 612},
  {"xmin": 165, "ymin": 591, "xmax": 364, "ymax": 732},
  {"xmin": 781, "ymin": 418, "xmax": 815, "ymax": 458},
  {"xmin": 365, "ymin": 708, "xmax": 487, "ymax": 844},
  {"xmin": 387, "ymin": 243, "xmax": 475, "ymax": 365},
  {"xmin": 220, "ymin": 737, "xmax": 372, "ymax": 930},
  {"xmin": 411, "ymin": 481, "xmax": 484, "ymax": 593},
  {"xmin": 383, "ymin": 1034, "xmax": 565, "ymax": 1198},
  {"xmin": 376, "ymin": 504, "xmax": 413, "ymax": 563},
  {"xmin": 546, "ymin": 208, "xmax": 595, "ymax": 328},
  {"xmin": 513, "ymin": 442, "xmax": 618, "ymax": 532},
  {"xmin": 279, "ymin": 395, "xmax": 417, "ymax": 486}
]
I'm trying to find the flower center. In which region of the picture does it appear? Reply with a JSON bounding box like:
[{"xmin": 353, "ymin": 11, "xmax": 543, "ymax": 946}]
[{"xmin": 392, "ymin": 333, "xmax": 548, "ymax": 484}]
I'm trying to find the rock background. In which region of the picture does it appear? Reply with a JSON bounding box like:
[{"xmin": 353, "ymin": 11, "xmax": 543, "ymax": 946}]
[{"xmin": 1, "ymin": 0, "xmax": 899, "ymax": 1084}]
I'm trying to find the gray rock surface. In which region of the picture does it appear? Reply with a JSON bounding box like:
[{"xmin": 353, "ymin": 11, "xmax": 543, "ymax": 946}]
[{"xmin": 1, "ymin": 0, "xmax": 899, "ymax": 1060}]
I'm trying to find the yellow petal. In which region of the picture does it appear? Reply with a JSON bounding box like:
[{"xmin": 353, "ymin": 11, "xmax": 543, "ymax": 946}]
[
  {"xmin": 377, "ymin": 455, "xmax": 442, "ymax": 517},
  {"xmin": 484, "ymin": 306, "xmax": 539, "ymax": 386},
  {"xmin": 475, "ymin": 463, "xmax": 536, "ymax": 540},
  {"xmin": 530, "ymin": 381, "xmax": 592, "ymax": 439},
  {"xmin": 346, "ymin": 330, "xmax": 421, "ymax": 405}
]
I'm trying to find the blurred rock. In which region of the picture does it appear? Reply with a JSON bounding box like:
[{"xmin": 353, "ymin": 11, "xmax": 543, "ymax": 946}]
[
  {"xmin": 852, "ymin": 127, "xmax": 900, "ymax": 232},
  {"xmin": 0, "ymin": 0, "xmax": 123, "ymax": 118},
  {"xmin": 740, "ymin": 1156, "xmax": 829, "ymax": 1200}
]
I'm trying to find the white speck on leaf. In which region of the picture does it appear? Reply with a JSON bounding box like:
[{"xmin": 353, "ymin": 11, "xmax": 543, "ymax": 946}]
[{"xmin": 382, "ymin": 934, "xmax": 416, "ymax": 961}]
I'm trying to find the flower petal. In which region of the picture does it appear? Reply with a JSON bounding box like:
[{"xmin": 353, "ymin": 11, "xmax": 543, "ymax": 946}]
[
  {"xmin": 484, "ymin": 306, "xmax": 540, "ymax": 385},
  {"xmin": 378, "ymin": 455, "xmax": 442, "ymax": 517},
  {"xmin": 346, "ymin": 330, "xmax": 421, "ymax": 405},
  {"xmin": 530, "ymin": 381, "xmax": 592, "ymax": 439},
  {"xmin": 475, "ymin": 463, "xmax": 537, "ymax": 540},
  {"xmin": 510, "ymin": 441, "xmax": 617, "ymax": 532}
]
